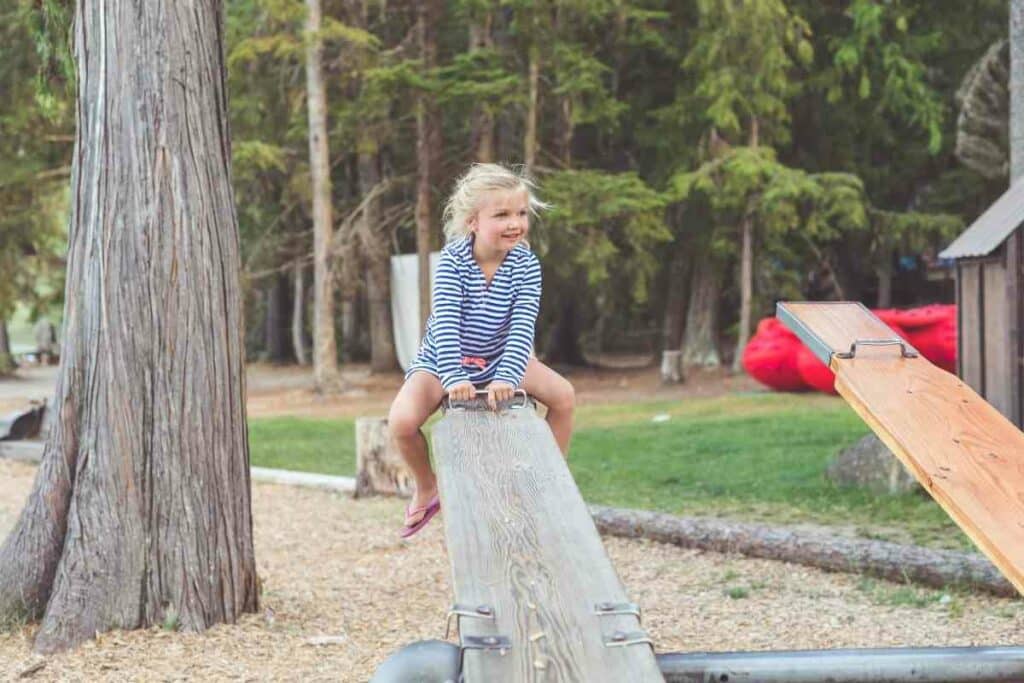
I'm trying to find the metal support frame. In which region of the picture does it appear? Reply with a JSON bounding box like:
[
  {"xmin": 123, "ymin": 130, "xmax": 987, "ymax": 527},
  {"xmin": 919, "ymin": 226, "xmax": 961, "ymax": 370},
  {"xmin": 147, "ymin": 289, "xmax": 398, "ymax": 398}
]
[
  {"xmin": 655, "ymin": 646, "xmax": 1024, "ymax": 683},
  {"xmin": 372, "ymin": 642, "xmax": 1024, "ymax": 682}
]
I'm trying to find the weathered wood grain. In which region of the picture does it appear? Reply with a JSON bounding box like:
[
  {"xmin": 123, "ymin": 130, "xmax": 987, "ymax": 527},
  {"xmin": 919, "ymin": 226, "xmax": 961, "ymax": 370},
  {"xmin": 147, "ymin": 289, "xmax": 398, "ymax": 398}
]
[
  {"xmin": 960, "ymin": 264, "xmax": 983, "ymax": 391},
  {"xmin": 432, "ymin": 404, "xmax": 663, "ymax": 682},
  {"xmin": 779, "ymin": 302, "xmax": 1024, "ymax": 596},
  {"xmin": 984, "ymin": 260, "xmax": 1012, "ymax": 416}
]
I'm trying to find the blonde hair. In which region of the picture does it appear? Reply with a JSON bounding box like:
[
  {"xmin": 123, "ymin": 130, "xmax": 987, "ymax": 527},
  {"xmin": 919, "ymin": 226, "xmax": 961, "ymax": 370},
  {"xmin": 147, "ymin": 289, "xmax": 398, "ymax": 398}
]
[{"xmin": 442, "ymin": 163, "xmax": 550, "ymax": 242}]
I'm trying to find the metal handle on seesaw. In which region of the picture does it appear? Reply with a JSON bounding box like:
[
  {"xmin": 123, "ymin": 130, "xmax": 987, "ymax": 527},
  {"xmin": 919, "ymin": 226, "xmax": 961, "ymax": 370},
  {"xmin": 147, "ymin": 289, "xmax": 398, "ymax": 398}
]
[
  {"xmin": 833, "ymin": 338, "xmax": 919, "ymax": 360},
  {"xmin": 443, "ymin": 388, "xmax": 532, "ymax": 412}
]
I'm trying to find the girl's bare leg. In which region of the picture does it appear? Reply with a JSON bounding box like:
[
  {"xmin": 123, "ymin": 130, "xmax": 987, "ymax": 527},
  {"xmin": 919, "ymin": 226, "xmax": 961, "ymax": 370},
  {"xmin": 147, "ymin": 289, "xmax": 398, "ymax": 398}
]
[
  {"xmin": 387, "ymin": 371, "xmax": 446, "ymax": 523},
  {"xmin": 520, "ymin": 357, "xmax": 576, "ymax": 456}
]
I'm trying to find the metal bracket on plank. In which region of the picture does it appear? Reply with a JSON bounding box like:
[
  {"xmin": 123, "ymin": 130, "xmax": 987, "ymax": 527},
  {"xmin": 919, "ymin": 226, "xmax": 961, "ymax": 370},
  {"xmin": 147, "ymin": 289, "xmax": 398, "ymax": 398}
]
[
  {"xmin": 461, "ymin": 634, "xmax": 512, "ymax": 652},
  {"xmin": 593, "ymin": 601, "xmax": 642, "ymax": 623},
  {"xmin": 445, "ymin": 603, "xmax": 496, "ymax": 639},
  {"xmin": 834, "ymin": 338, "xmax": 919, "ymax": 360},
  {"xmin": 603, "ymin": 630, "xmax": 654, "ymax": 650}
]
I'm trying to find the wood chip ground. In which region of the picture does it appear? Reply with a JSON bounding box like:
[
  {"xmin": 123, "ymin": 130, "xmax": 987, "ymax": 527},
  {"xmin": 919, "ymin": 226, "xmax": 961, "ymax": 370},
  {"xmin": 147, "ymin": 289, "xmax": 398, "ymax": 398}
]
[{"xmin": 1, "ymin": 459, "xmax": 1022, "ymax": 682}]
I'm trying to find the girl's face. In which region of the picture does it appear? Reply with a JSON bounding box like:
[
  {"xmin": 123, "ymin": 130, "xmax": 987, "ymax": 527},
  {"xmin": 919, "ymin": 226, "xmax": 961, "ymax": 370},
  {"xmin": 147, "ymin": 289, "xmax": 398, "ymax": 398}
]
[{"xmin": 468, "ymin": 189, "xmax": 530, "ymax": 253}]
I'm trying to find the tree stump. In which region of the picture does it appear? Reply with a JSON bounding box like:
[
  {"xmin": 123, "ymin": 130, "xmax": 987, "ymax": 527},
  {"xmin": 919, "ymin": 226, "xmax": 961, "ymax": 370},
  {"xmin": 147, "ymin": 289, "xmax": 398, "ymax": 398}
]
[
  {"xmin": 660, "ymin": 349, "xmax": 684, "ymax": 384},
  {"xmin": 355, "ymin": 418, "xmax": 413, "ymax": 498}
]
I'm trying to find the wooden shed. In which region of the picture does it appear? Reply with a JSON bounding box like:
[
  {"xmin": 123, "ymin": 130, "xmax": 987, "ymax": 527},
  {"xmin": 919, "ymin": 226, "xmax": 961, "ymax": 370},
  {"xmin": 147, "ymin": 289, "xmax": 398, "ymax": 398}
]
[{"xmin": 938, "ymin": 180, "xmax": 1024, "ymax": 428}]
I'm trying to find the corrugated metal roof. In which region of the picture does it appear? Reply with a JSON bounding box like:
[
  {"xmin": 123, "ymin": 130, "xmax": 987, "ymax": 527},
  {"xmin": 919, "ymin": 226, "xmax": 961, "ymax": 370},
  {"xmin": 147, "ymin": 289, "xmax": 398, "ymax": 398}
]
[{"xmin": 939, "ymin": 178, "xmax": 1024, "ymax": 259}]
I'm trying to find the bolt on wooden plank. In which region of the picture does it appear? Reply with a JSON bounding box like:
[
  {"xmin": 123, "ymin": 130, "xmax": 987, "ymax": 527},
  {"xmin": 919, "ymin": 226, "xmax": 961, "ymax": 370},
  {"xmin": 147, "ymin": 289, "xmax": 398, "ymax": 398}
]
[
  {"xmin": 431, "ymin": 393, "xmax": 663, "ymax": 682},
  {"xmin": 778, "ymin": 301, "xmax": 1024, "ymax": 597}
]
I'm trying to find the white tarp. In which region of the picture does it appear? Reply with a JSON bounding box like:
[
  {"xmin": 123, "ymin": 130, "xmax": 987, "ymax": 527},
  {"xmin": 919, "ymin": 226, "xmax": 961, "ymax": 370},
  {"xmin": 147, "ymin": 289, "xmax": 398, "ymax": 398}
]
[{"xmin": 390, "ymin": 251, "xmax": 441, "ymax": 371}]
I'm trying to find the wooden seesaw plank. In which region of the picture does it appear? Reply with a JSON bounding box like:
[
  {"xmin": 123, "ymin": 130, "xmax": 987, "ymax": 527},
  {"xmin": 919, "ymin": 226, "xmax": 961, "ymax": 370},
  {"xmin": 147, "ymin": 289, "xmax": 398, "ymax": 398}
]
[
  {"xmin": 432, "ymin": 395, "xmax": 664, "ymax": 682},
  {"xmin": 778, "ymin": 301, "xmax": 1024, "ymax": 597}
]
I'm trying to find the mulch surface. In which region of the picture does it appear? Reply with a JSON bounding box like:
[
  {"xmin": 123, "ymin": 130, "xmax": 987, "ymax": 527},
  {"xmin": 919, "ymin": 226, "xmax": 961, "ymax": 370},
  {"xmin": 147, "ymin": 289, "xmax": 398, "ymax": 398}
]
[{"xmin": 1, "ymin": 458, "xmax": 1021, "ymax": 682}]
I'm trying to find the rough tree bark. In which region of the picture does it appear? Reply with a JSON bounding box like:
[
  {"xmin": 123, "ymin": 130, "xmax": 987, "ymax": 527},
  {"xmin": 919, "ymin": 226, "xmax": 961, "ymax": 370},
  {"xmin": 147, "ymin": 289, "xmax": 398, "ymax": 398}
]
[
  {"xmin": 306, "ymin": 0, "xmax": 341, "ymax": 389},
  {"xmin": 732, "ymin": 209, "xmax": 754, "ymax": 373},
  {"xmin": 661, "ymin": 232, "xmax": 690, "ymax": 352},
  {"xmin": 543, "ymin": 297, "xmax": 588, "ymax": 367},
  {"xmin": 358, "ymin": 150, "xmax": 397, "ymax": 372},
  {"xmin": 524, "ymin": 44, "xmax": 540, "ymax": 171},
  {"xmin": 875, "ymin": 254, "xmax": 893, "ymax": 308},
  {"xmin": 732, "ymin": 119, "xmax": 759, "ymax": 374},
  {"xmin": 415, "ymin": 0, "xmax": 443, "ymax": 333},
  {"xmin": 469, "ymin": 10, "xmax": 495, "ymax": 162},
  {"xmin": 660, "ymin": 243, "xmax": 689, "ymax": 383},
  {"xmin": 681, "ymin": 255, "xmax": 722, "ymax": 369},
  {"xmin": 0, "ymin": 0, "xmax": 258, "ymax": 652},
  {"xmin": 264, "ymin": 274, "xmax": 291, "ymax": 363}
]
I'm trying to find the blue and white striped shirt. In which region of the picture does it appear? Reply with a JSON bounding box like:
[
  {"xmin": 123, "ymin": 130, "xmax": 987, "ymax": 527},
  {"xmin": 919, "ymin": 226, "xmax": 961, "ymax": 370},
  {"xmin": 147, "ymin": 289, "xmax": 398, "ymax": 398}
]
[{"xmin": 406, "ymin": 236, "xmax": 542, "ymax": 390}]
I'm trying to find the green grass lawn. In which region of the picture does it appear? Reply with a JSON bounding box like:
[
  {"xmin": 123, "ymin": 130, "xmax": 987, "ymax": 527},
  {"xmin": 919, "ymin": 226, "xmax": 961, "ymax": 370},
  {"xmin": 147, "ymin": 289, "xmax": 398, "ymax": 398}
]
[
  {"xmin": 249, "ymin": 417, "xmax": 356, "ymax": 475},
  {"xmin": 247, "ymin": 392, "xmax": 968, "ymax": 550}
]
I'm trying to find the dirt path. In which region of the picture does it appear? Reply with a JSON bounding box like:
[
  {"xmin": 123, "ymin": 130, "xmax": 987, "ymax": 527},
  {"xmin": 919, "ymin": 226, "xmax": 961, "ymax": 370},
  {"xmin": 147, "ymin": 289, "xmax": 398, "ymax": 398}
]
[{"xmin": 1, "ymin": 458, "xmax": 1020, "ymax": 682}]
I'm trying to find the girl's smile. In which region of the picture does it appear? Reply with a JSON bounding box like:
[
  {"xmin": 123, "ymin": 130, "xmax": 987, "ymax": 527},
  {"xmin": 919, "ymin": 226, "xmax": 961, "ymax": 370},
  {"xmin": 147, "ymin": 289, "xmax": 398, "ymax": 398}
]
[{"xmin": 468, "ymin": 189, "xmax": 530, "ymax": 258}]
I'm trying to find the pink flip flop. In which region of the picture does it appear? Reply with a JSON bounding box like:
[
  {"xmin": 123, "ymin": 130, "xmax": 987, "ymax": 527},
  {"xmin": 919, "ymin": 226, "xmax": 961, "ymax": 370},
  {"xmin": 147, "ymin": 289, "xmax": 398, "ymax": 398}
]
[{"xmin": 400, "ymin": 494, "xmax": 441, "ymax": 538}]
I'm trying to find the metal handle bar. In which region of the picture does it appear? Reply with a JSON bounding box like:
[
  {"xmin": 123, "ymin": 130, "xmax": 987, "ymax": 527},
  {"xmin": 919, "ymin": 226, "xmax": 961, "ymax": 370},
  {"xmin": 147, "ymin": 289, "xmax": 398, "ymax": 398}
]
[
  {"xmin": 443, "ymin": 388, "xmax": 531, "ymax": 411},
  {"xmin": 833, "ymin": 338, "xmax": 919, "ymax": 360}
]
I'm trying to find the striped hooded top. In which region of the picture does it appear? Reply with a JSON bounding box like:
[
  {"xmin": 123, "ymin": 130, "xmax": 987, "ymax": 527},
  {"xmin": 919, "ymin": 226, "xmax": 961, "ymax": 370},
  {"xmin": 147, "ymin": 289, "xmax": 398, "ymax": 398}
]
[{"xmin": 405, "ymin": 235, "xmax": 542, "ymax": 390}]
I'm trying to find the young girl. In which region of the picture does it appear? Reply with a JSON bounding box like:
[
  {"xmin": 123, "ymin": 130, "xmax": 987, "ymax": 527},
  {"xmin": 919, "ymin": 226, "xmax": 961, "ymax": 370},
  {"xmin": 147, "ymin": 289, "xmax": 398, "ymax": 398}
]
[{"xmin": 388, "ymin": 163, "xmax": 576, "ymax": 538}]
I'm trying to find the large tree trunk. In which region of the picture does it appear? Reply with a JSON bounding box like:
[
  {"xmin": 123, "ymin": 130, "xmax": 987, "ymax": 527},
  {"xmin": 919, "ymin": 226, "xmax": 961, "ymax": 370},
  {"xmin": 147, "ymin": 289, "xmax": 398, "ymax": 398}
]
[
  {"xmin": 415, "ymin": 0, "xmax": 443, "ymax": 334},
  {"xmin": 660, "ymin": 236, "xmax": 689, "ymax": 384},
  {"xmin": 0, "ymin": 0, "xmax": 258, "ymax": 653},
  {"xmin": 335, "ymin": 224, "xmax": 361, "ymax": 362},
  {"xmin": 358, "ymin": 149, "xmax": 397, "ymax": 372},
  {"xmin": 732, "ymin": 122, "xmax": 759, "ymax": 373},
  {"xmin": 732, "ymin": 213, "xmax": 753, "ymax": 373},
  {"xmin": 543, "ymin": 297, "xmax": 588, "ymax": 367},
  {"xmin": 682, "ymin": 255, "xmax": 721, "ymax": 369},
  {"xmin": 524, "ymin": 45, "xmax": 540, "ymax": 171},
  {"xmin": 306, "ymin": 0, "xmax": 341, "ymax": 389},
  {"xmin": 264, "ymin": 273, "xmax": 291, "ymax": 363},
  {"xmin": 875, "ymin": 255, "xmax": 893, "ymax": 308},
  {"xmin": 661, "ymin": 247, "xmax": 689, "ymax": 354},
  {"xmin": 292, "ymin": 259, "xmax": 307, "ymax": 365},
  {"xmin": 469, "ymin": 11, "xmax": 495, "ymax": 162}
]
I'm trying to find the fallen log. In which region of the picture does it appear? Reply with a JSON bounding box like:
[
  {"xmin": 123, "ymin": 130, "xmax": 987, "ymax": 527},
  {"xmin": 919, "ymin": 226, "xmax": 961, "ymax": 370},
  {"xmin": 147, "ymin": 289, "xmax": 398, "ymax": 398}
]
[{"xmin": 590, "ymin": 505, "xmax": 1015, "ymax": 597}]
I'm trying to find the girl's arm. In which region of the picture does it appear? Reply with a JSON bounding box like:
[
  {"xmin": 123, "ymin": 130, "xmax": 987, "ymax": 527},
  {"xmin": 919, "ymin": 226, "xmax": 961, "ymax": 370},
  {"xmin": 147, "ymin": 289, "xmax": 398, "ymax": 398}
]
[
  {"xmin": 493, "ymin": 253, "xmax": 542, "ymax": 387},
  {"xmin": 433, "ymin": 249, "xmax": 472, "ymax": 390}
]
